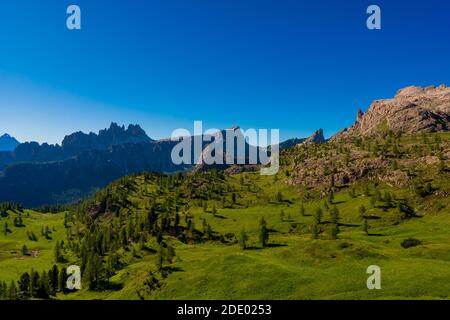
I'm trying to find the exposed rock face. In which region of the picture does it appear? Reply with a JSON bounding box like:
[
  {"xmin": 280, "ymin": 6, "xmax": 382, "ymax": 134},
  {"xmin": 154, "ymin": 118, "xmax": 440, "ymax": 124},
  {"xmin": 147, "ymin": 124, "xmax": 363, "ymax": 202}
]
[
  {"xmin": 335, "ymin": 85, "xmax": 450, "ymax": 139},
  {"xmin": 194, "ymin": 128, "xmax": 326, "ymax": 173},
  {"xmin": 0, "ymin": 134, "xmax": 19, "ymax": 151},
  {"xmin": 192, "ymin": 126, "xmax": 263, "ymax": 173},
  {"xmin": 302, "ymin": 129, "xmax": 325, "ymax": 144},
  {"xmin": 61, "ymin": 122, "xmax": 152, "ymax": 155}
]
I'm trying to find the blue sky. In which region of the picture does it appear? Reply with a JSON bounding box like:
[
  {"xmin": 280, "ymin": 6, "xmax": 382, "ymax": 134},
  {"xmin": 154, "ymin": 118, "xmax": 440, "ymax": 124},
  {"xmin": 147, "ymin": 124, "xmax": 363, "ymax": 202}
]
[{"xmin": 1, "ymin": 0, "xmax": 449, "ymax": 144}]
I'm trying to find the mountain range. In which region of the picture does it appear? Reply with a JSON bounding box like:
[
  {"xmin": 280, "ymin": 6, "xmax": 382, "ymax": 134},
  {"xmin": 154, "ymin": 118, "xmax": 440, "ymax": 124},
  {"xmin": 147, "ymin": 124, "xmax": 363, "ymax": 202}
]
[
  {"xmin": 0, "ymin": 85, "xmax": 448, "ymax": 207},
  {"xmin": 0, "ymin": 122, "xmax": 319, "ymax": 207},
  {"xmin": 2, "ymin": 85, "xmax": 450, "ymax": 301}
]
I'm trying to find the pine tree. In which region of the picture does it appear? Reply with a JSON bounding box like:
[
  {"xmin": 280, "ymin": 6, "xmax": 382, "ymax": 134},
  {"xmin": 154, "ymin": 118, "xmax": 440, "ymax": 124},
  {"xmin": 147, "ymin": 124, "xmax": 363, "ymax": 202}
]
[
  {"xmin": 49, "ymin": 265, "xmax": 59, "ymax": 296},
  {"xmin": 311, "ymin": 222, "xmax": 319, "ymax": 240},
  {"xmin": 328, "ymin": 192, "xmax": 334, "ymax": 204},
  {"xmin": 9, "ymin": 281, "xmax": 18, "ymax": 300},
  {"xmin": 30, "ymin": 269, "xmax": 39, "ymax": 298},
  {"xmin": 362, "ymin": 218, "xmax": 369, "ymax": 235},
  {"xmin": 0, "ymin": 281, "xmax": 7, "ymax": 300},
  {"xmin": 328, "ymin": 206, "xmax": 340, "ymax": 240},
  {"xmin": 329, "ymin": 223, "xmax": 340, "ymax": 240},
  {"xmin": 299, "ymin": 203, "xmax": 305, "ymax": 217},
  {"xmin": 18, "ymin": 272, "xmax": 31, "ymax": 299},
  {"xmin": 156, "ymin": 243, "xmax": 176, "ymax": 276},
  {"xmin": 63, "ymin": 212, "xmax": 69, "ymax": 228},
  {"xmin": 239, "ymin": 229, "xmax": 248, "ymax": 250},
  {"xmin": 54, "ymin": 241, "xmax": 64, "ymax": 263},
  {"xmin": 314, "ymin": 208, "xmax": 323, "ymax": 225},
  {"xmin": 37, "ymin": 270, "xmax": 49, "ymax": 299},
  {"xmin": 58, "ymin": 267, "xmax": 68, "ymax": 293},
  {"xmin": 258, "ymin": 217, "xmax": 269, "ymax": 248},
  {"xmin": 3, "ymin": 222, "xmax": 9, "ymax": 236},
  {"xmin": 83, "ymin": 253, "xmax": 103, "ymax": 290},
  {"xmin": 21, "ymin": 245, "xmax": 29, "ymax": 256},
  {"xmin": 277, "ymin": 191, "xmax": 283, "ymax": 203},
  {"xmin": 370, "ymin": 196, "xmax": 376, "ymax": 208},
  {"xmin": 359, "ymin": 205, "xmax": 366, "ymax": 218}
]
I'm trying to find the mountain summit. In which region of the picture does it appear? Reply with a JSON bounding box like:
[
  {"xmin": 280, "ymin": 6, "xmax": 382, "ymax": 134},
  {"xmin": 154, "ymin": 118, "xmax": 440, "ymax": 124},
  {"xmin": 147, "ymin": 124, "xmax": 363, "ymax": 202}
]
[
  {"xmin": 303, "ymin": 128, "xmax": 325, "ymax": 144},
  {"xmin": 335, "ymin": 85, "xmax": 450, "ymax": 139},
  {"xmin": 61, "ymin": 122, "xmax": 152, "ymax": 155},
  {"xmin": 0, "ymin": 134, "xmax": 19, "ymax": 151}
]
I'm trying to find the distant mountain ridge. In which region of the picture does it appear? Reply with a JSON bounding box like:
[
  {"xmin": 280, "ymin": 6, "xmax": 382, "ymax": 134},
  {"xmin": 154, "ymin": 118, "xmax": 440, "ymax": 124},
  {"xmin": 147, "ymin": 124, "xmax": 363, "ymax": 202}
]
[
  {"xmin": 3, "ymin": 84, "xmax": 448, "ymax": 207},
  {"xmin": 0, "ymin": 134, "xmax": 19, "ymax": 151},
  {"xmin": 0, "ymin": 123, "xmax": 320, "ymax": 206},
  {"xmin": 277, "ymin": 129, "xmax": 325, "ymax": 150},
  {"xmin": 0, "ymin": 123, "xmax": 152, "ymax": 170}
]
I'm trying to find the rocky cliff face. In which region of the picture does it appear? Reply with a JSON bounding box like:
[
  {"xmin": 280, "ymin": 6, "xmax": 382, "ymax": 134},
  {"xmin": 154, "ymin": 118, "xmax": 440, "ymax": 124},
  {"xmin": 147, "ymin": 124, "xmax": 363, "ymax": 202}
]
[
  {"xmin": 302, "ymin": 129, "xmax": 325, "ymax": 145},
  {"xmin": 334, "ymin": 85, "xmax": 450, "ymax": 139},
  {"xmin": 61, "ymin": 122, "xmax": 152, "ymax": 155}
]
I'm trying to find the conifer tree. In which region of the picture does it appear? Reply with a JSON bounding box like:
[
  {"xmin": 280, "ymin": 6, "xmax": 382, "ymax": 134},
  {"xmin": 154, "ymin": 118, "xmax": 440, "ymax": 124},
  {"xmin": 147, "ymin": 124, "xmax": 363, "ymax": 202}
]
[
  {"xmin": 18, "ymin": 272, "xmax": 31, "ymax": 299},
  {"xmin": 258, "ymin": 217, "xmax": 269, "ymax": 248},
  {"xmin": 21, "ymin": 245, "xmax": 29, "ymax": 256},
  {"xmin": 311, "ymin": 222, "xmax": 319, "ymax": 240},
  {"xmin": 359, "ymin": 205, "xmax": 366, "ymax": 218},
  {"xmin": 329, "ymin": 206, "xmax": 340, "ymax": 240},
  {"xmin": 239, "ymin": 229, "xmax": 248, "ymax": 250},
  {"xmin": 314, "ymin": 208, "xmax": 323, "ymax": 225},
  {"xmin": 299, "ymin": 203, "xmax": 305, "ymax": 217},
  {"xmin": 362, "ymin": 218, "xmax": 369, "ymax": 235},
  {"xmin": 3, "ymin": 222, "xmax": 9, "ymax": 236},
  {"xmin": 9, "ymin": 281, "xmax": 18, "ymax": 300},
  {"xmin": 49, "ymin": 265, "xmax": 59, "ymax": 296},
  {"xmin": 58, "ymin": 267, "xmax": 68, "ymax": 293}
]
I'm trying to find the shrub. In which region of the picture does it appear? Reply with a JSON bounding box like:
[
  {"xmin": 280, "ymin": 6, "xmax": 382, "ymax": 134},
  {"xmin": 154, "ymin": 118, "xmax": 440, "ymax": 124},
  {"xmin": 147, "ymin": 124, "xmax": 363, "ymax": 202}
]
[{"xmin": 401, "ymin": 238, "xmax": 422, "ymax": 249}]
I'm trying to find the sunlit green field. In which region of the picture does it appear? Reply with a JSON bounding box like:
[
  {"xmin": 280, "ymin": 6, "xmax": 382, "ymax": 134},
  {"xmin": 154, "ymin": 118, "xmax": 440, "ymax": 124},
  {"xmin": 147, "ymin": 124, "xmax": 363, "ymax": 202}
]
[
  {"xmin": 60, "ymin": 185, "xmax": 450, "ymax": 300},
  {"xmin": 2, "ymin": 132, "xmax": 450, "ymax": 300},
  {"xmin": 0, "ymin": 210, "xmax": 65, "ymax": 283}
]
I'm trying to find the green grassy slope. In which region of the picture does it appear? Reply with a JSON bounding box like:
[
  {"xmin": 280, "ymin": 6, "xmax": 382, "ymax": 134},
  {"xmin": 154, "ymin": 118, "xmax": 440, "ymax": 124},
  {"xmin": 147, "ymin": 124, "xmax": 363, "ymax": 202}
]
[
  {"xmin": 0, "ymin": 210, "xmax": 65, "ymax": 283},
  {"xmin": 2, "ymin": 132, "xmax": 450, "ymax": 300}
]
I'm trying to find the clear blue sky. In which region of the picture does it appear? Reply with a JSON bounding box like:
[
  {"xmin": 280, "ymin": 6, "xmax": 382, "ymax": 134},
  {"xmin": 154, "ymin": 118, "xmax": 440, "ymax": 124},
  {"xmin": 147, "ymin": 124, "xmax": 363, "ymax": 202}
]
[{"xmin": 1, "ymin": 0, "xmax": 449, "ymax": 144}]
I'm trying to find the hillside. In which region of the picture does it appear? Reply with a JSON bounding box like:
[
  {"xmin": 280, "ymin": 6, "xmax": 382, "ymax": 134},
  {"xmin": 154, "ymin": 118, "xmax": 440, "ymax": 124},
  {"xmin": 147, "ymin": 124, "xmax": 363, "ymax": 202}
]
[
  {"xmin": 0, "ymin": 124, "xmax": 316, "ymax": 207},
  {"xmin": 2, "ymin": 85, "xmax": 450, "ymax": 300},
  {"xmin": 1, "ymin": 131, "xmax": 450, "ymax": 300}
]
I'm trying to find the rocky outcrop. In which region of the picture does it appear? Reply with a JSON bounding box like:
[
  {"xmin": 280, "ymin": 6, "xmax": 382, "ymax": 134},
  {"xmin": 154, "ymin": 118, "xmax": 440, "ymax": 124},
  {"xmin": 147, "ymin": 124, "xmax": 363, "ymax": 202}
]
[
  {"xmin": 302, "ymin": 129, "xmax": 325, "ymax": 145},
  {"xmin": 334, "ymin": 85, "xmax": 450, "ymax": 139}
]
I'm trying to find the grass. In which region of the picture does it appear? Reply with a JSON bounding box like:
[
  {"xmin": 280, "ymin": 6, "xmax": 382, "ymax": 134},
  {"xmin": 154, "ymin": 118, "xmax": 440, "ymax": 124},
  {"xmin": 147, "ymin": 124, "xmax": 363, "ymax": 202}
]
[
  {"xmin": 58, "ymin": 184, "xmax": 450, "ymax": 300},
  {"xmin": 0, "ymin": 210, "xmax": 66, "ymax": 283},
  {"xmin": 2, "ymin": 132, "xmax": 450, "ymax": 300}
]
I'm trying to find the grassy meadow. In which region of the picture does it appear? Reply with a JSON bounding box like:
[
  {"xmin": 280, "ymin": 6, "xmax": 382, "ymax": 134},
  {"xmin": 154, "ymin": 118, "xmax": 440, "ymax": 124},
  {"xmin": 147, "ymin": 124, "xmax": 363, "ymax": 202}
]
[{"xmin": 2, "ymin": 132, "xmax": 450, "ymax": 300}]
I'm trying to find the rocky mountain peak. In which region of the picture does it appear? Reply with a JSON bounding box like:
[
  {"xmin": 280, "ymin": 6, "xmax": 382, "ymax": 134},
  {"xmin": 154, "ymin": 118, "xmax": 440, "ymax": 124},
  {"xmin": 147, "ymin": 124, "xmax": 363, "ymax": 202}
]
[
  {"xmin": 62, "ymin": 122, "xmax": 151, "ymax": 151},
  {"xmin": 334, "ymin": 85, "xmax": 450, "ymax": 140},
  {"xmin": 356, "ymin": 109, "xmax": 364, "ymax": 123},
  {"xmin": 305, "ymin": 128, "xmax": 325, "ymax": 144},
  {"xmin": 0, "ymin": 133, "xmax": 20, "ymax": 151}
]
